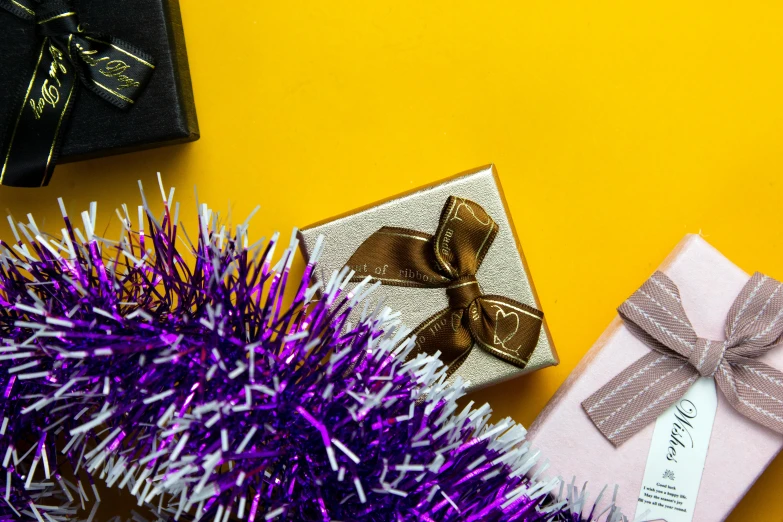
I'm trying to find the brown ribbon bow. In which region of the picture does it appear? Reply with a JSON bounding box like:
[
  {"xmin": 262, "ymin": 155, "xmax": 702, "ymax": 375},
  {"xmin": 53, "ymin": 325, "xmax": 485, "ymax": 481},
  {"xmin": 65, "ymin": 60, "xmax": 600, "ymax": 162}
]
[
  {"xmin": 583, "ymin": 271, "xmax": 783, "ymax": 447},
  {"xmin": 346, "ymin": 196, "xmax": 543, "ymax": 374}
]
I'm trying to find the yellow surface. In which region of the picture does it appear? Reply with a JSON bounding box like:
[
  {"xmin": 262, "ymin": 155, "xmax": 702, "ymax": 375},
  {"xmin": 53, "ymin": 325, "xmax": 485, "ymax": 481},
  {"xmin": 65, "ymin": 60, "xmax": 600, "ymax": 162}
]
[{"xmin": 2, "ymin": 2, "xmax": 783, "ymax": 519}]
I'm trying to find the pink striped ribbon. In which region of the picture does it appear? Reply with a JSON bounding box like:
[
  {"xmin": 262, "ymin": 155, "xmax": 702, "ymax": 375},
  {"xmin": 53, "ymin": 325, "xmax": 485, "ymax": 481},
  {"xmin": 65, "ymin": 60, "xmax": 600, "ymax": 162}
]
[{"xmin": 583, "ymin": 271, "xmax": 783, "ymax": 447}]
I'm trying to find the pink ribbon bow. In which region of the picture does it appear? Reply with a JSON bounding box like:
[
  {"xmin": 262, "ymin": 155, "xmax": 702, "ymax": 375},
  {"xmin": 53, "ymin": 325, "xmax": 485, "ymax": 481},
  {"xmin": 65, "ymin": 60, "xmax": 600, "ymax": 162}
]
[{"xmin": 583, "ymin": 271, "xmax": 783, "ymax": 447}]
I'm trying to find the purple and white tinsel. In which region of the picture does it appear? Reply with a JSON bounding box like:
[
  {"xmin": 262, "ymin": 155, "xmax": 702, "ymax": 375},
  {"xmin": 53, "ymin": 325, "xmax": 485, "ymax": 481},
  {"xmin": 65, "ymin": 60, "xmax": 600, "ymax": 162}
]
[{"xmin": 0, "ymin": 177, "xmax": 627, "ymax": 521}]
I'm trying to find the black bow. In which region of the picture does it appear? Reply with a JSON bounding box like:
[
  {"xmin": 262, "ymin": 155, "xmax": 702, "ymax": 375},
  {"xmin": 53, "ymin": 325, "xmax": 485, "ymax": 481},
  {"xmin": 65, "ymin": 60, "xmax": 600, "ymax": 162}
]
[{"xmin": 0, "ymin": 0, "xmax": 155, "ymax": 187}]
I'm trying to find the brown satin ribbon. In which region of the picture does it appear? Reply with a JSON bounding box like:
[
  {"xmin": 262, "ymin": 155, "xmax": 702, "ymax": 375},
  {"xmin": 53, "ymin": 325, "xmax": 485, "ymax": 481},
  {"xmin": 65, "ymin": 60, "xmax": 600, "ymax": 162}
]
[
  {"xmin": 583, "ymin": 271, "xmax": 783, "ymax": 447},
  {"xmin": 346, "ymin": 196, "xmax": 543, "ymax": 374}
]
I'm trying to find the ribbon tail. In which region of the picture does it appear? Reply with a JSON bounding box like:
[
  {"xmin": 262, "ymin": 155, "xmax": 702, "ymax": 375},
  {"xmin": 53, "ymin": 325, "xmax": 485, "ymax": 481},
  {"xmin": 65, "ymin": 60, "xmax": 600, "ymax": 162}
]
[
  {"xmin": 715, "ymin": 358, "xmax": 783, "ymax": 435},
  {"xmin": 469, "ymin": 295, "xmax": 542, "ymax": 369},
  {"xmin": 410, "ymin": 307, "xmax": 474, "ymax": 374},
  {"xmin": 0, "ymin": 38, "xmax": 78, "ymax": 187},
  {"xmin": 70, "ymin": 34, "xmax": 156, "ymax": 110},
  {"xmin": 582, "ymin": 352, "xmax": 699, "ymax": 446}
]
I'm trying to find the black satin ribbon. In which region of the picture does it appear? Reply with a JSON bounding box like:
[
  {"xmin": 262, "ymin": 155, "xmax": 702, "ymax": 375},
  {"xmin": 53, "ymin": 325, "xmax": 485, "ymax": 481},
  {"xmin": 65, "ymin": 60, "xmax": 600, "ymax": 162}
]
[{"xmin": 0, "ymin": 0, "xmax": 155, "ymax": 187}]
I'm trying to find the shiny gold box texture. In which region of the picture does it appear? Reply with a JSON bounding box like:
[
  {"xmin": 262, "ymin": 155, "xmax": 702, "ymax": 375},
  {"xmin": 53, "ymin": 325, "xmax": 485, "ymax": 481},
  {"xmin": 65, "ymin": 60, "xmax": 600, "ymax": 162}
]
[{"xmin": 298, "ymin": 165, "xmax": 558, "ymax": 391}]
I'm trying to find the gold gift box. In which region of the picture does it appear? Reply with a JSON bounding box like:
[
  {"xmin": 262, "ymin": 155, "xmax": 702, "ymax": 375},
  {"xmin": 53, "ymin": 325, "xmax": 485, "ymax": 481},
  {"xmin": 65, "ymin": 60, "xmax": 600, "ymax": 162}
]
[{"xmin": 298, "ymin": 165, "xmax": 558, "ymax": 391}]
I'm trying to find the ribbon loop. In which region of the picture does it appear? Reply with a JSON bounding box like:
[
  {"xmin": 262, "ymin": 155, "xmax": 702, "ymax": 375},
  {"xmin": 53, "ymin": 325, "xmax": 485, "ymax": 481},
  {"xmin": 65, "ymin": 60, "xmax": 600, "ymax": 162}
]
[
  {"xmin": 0, "ymin": 0, "xmax": 155, "ymax": 187},
  {"xmin": 36, "ymin": 3, "xmax": 79, "ymax": 36},
  {"xmin": 725, "ymin": 272, "xmax": 783, "ymax": 351},
  {"xmin": 346, "ymin": 197, "xmax": 543, "ymax": 374},
  {"xmin": 616, "ymin": 271, "xmax": 697, "ymax": 360},
  {"xmin": 584, "ymin": 270, "xmax": 783, "ymax": 447},
  {"xmin": 433, "ymin": 196, "xmax": 498, "ymax": 278}
]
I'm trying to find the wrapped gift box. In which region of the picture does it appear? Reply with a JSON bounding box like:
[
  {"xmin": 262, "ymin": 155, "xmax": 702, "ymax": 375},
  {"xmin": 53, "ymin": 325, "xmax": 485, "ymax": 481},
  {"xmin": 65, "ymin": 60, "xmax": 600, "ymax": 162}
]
[
  {"xmin": 527, "ymin": 234, "xmax": 783, "ymax": 521},
  {"xmin": 298, "ymin": 165, "xmax": 558, "ymax": 391},
  {"xmin": 0, "ymin": 0, "xmax": 198, "ymax": 184}
]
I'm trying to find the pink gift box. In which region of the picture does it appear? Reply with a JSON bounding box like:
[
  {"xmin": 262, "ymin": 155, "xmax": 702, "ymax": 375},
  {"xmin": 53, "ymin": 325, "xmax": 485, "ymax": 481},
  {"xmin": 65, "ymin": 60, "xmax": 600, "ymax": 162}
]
[{"xmin": 527, "ymin": 234, "xmax": 783, "ymax": 521}]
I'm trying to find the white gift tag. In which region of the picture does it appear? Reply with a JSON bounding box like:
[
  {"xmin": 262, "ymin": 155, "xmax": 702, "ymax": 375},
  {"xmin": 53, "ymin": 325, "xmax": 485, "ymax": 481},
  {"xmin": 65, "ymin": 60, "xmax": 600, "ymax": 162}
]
[{"xmin": 634, "ymin": 377, "xmax": 718, "ymax": 522}]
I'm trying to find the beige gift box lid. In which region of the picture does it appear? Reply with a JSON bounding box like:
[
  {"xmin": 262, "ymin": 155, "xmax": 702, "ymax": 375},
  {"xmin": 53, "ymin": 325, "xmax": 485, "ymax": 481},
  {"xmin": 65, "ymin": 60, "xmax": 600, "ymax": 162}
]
[{"xmin": 298, "ymin": 164, "xmax": 558, "ymax": 391}]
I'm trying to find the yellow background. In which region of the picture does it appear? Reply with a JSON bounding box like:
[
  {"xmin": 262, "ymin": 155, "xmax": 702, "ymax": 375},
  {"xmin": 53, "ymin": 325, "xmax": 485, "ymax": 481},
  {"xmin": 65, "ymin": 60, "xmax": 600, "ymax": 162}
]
[{"xmin": 3, "ymin": 2, "xmax": 783, "ymax": 520}]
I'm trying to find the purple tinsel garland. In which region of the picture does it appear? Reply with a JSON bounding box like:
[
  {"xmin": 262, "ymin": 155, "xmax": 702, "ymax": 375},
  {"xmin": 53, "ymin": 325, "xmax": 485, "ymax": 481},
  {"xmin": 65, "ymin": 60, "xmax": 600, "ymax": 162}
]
[{"xmin": 0, "ymin": 178, "xmax": 626, "ymax": 521}]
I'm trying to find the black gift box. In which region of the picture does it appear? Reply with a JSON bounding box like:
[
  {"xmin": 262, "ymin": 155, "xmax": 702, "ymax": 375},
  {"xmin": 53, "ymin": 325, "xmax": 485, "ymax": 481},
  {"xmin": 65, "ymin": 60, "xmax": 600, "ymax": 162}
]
[{"xmin": 0, "ymin": 0, "xmax": 198, "ymax": 174}]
